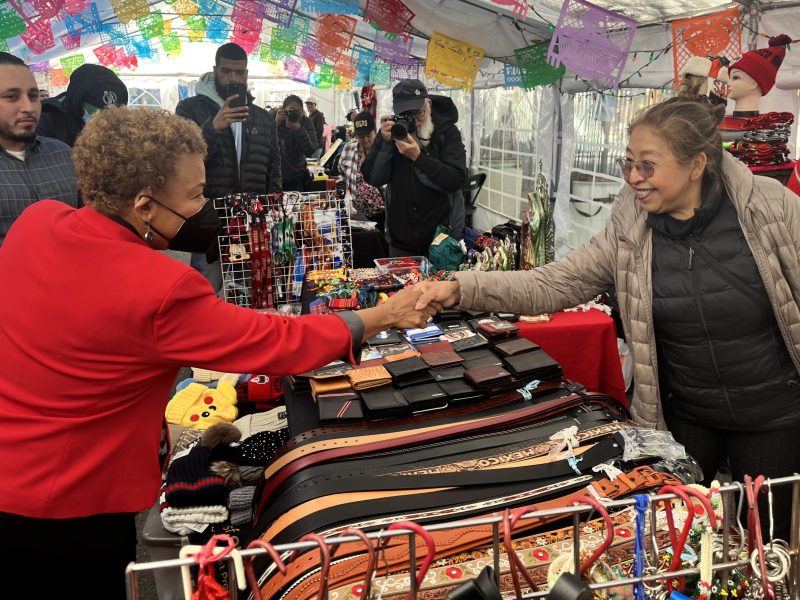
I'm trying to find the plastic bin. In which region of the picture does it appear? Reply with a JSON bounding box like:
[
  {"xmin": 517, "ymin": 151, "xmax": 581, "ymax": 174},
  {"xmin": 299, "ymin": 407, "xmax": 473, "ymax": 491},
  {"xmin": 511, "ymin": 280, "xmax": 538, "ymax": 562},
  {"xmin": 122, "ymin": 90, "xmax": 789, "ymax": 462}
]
[{"xmin": 140, "ymin": 503, "xmax": 188, "ymax": 600}]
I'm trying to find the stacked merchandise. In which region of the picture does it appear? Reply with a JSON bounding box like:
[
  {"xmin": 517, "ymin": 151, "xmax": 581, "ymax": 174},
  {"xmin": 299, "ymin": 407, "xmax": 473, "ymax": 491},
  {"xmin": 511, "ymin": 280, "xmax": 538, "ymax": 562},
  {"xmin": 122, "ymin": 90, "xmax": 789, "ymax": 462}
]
[{"xmin": 721, "ymin": 112, "xmax": 795, "ymax": 167}]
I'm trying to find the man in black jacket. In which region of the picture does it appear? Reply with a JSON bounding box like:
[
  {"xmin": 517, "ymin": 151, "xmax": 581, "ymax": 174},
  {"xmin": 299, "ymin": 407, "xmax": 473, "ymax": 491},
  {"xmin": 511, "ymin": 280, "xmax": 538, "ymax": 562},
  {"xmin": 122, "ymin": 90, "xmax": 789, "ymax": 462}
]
[
  {"xmin": 175, "ymin": 43, "xmax": 281, "ymax": 292},
  {"xmin": 305, "ymin": 96, "xmax": 326, "ymax": 157},
  {"xmin": 36, "ymin": 64, "xmax": 128, "ymax": 147},
  {"xmin": 275, "ymin": 94, "xmax": 317, "ymax": 192},
  {"xmin": 363, "ymin": 79, "xmax": 467, "ymax": 257}
]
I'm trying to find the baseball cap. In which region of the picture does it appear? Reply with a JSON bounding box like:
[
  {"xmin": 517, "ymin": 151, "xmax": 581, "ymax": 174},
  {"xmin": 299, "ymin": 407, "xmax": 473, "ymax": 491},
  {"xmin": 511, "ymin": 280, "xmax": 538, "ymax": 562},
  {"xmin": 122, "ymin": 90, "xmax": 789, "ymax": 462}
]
[
  {"xmin": 352, "ymin": 112, "xmax": 375, "ymax": 136},
  {"xmin": 392, "ymin": 79, "xmax": 428, "ymax": 115},
  {"xmin": 305, "ymin": 96, "xmax": 318, "ymax": 104}
]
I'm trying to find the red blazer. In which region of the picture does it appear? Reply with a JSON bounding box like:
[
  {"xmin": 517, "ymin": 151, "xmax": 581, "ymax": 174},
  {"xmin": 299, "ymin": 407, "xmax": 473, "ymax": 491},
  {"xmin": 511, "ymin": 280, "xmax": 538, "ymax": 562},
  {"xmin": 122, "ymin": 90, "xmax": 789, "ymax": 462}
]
[{"xmin": 0, "ymin": 202, "xmax": 355, "ymax": 518}]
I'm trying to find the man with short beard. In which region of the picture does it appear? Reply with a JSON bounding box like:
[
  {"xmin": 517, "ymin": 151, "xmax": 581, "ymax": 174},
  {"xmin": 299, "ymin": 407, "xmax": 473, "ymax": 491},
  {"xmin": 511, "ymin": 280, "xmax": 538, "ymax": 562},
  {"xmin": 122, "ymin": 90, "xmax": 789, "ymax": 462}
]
[
  {"xmin": 176, "ymin": 42, "xmax": 281, "ymax": 293},
  {"xmin": 0, "ymin": 53, "xmax": 78, "ymax": 247},
  {"xmin": 363, "ymin": 79, "xmax": 467, "ymax": 257}
]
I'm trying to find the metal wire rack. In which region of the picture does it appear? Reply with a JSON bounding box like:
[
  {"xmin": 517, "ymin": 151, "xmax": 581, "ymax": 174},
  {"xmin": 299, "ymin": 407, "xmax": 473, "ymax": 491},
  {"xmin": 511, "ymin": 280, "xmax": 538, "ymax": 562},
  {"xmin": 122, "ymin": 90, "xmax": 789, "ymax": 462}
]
[{"xmin": 215, "ymin": 191, "xmax": 353, "ymax": 310}]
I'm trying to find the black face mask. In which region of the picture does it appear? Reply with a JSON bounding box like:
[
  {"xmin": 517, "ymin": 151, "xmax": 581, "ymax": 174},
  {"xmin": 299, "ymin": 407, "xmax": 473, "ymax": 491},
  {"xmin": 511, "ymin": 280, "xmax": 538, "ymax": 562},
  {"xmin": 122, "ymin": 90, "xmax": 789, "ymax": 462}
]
[{"xmin": 143, "ymin": 195, "xmax": 221, "ymax": 253}]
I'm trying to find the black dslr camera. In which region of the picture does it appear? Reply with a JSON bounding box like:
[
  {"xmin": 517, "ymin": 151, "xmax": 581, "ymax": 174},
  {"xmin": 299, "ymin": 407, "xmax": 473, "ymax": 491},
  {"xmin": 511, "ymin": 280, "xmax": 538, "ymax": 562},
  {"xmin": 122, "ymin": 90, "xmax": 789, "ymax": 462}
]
[
  {"xmin": 390, "ymin": 114, "xmax": 417, "ymax": 139},
  {"xmin": 286, "ymin": 109, "xmax": 301, "ymax": 123}
]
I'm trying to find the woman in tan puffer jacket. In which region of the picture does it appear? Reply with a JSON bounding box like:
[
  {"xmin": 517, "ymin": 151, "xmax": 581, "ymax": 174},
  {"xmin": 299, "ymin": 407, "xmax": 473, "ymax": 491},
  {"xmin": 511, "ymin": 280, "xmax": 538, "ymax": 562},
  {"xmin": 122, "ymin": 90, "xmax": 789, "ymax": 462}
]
[{"xmin": 416, "ymin": 92, "xmax": 800, "ymax": 538}]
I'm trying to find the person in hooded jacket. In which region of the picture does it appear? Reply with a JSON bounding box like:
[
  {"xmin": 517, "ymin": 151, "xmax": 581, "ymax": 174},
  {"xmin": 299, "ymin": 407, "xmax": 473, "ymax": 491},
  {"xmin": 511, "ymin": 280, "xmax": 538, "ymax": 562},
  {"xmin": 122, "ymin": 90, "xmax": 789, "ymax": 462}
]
[
  {"xmin": 36, "ymin": 63, "xmax": 128, "ymax": 147},
  {"xmin": 175, "ymin": 43, "xmax": 281, "ymax": 293},
  {"xmin": 362, "ymin": 79, "xmax": 467, "ymax": 256}
]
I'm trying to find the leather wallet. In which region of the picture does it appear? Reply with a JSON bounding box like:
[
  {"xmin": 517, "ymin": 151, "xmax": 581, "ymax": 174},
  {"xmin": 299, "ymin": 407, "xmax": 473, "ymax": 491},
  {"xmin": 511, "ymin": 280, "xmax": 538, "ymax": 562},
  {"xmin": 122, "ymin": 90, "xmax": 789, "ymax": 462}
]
[
  {"xmin": 422, "ymin": 351, "xmax": 464, "ymax": 369},
  {"xmin": 383, "ymin": 349, "xmax": 421, "ymax": 362},
  {"xmin": 318, "ymin": 393, "xmax": 364, "ymax": 422},
  {"xmin": 418, "ymin": 340, "xmax": 454, "ymax": 354},
  {"xmin": 310, "ymin": 376, "xmax": 353, "ymax": 400},
  {"xmin": 461, "ymin": 348, "xmax": 504, "ymax": 370},
  {"xmin": 438, "ymin": 379, "xmax": 486, "ymax": 402},
  {"xmin": 400, "ymin": 382, "xmax": 448, "ymax": 412},
  {"xmin": 360, "ymin": 387, "xmax": 410, "ymax": 419},
  {"xmin": 384, "ymin": 356, "xmax": 429, "ymax": 382},
  {"xmin": 347, "ymin": 365, "xmax": 391, "ymax": 391},
  {"xmin": 493, "ymin": 337, "xmax": 540, "ymax": 357},
  {"xmin": 431, "ymin": 365, "xmax": 466, "ymax": 382},
  {"xmin": 478, "ymin": 320, "xmax": 520, "ymax": 339},
  {"xmin": 502, "ymin": 350, "xmax": 562, "ymax": 379},
  {"xmin": 464, "ymin": 365, "xmax": 513, "ymax": 389},
  {"xmin": 451, "ymin": 334, "xmax": 489, "ymax": 353}
]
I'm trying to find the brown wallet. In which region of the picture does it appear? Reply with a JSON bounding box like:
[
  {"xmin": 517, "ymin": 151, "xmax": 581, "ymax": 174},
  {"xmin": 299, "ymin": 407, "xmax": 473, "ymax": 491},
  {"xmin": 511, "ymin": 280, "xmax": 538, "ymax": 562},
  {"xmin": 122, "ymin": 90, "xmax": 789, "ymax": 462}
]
[
  {"xmin": 494, "ymin": 337, "xmax": 540, "ymax": 357},
  {"xmin": 347, "ymin": 365, "xmax": 392, "ymax": 391},
  {"xmin": 421, "ymin": 351, "xmax": 464, "ymax": 369},
  {"xmin": 463, "ymin": 365, "xmax": 513, "ymax": 388},
  {"xmin": 310, "ymin": 376, "xmax": 353, "ymax": 399}
]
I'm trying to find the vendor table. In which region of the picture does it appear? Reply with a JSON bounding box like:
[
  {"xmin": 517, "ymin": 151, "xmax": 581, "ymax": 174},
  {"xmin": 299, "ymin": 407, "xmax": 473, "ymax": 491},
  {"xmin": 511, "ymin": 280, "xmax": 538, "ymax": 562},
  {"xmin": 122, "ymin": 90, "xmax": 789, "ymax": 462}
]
[
  {"xmin": 286, "ymin": 308, "xmax": 626, "ymax": 436},
  {"xmin": 517, "ymin": 309, "xmax": 626, "ymax": 405}
]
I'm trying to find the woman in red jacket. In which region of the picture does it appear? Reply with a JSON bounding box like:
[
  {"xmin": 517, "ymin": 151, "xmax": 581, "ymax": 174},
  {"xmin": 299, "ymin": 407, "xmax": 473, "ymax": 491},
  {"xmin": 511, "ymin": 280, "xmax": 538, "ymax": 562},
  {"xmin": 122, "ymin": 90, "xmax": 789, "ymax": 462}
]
[{"xmin": 0, "ymin": 106, "xmax": 432, "ymax": 598}]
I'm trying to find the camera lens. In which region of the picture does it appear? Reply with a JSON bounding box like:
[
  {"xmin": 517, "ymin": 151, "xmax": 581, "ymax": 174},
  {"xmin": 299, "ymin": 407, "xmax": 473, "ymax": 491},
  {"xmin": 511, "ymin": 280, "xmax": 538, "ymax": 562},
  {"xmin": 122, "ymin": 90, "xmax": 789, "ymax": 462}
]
[
  {"xmin": 287, "ymin": 110, "xmax": 300, "ymax": 123},
  {"xmin": 391, "ymin": 121, "xmax": 408, "ymax": 139}
]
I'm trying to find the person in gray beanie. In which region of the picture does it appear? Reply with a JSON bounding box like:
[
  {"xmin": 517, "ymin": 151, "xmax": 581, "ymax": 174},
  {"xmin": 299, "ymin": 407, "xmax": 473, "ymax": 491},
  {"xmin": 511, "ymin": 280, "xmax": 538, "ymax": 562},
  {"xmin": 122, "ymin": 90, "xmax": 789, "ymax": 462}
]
[{"xmin": 36, "ymin": 63, "xmax": 128, "ymax": 147}]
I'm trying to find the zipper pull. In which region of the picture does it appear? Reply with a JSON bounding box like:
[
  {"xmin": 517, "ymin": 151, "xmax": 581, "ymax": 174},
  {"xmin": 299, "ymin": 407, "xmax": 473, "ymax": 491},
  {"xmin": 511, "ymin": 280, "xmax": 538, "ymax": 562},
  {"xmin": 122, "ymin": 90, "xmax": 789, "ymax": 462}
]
[{"xmin": 688, "ymin": 246, "xmax": 694, "ymax": 270}]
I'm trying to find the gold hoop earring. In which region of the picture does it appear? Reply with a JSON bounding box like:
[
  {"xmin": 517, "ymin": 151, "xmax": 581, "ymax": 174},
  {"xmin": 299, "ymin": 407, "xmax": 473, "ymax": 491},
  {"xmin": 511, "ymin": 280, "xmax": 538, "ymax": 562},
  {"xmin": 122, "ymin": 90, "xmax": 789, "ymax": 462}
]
[{"xmin": 144, "ymin": 222, "xmax": 154, "ymax": 243}]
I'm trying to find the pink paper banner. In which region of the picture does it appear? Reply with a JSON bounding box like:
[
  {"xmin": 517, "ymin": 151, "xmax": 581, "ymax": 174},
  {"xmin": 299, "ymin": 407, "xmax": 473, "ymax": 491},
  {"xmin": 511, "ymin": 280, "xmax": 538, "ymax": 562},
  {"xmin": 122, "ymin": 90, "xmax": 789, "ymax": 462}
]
[
  {"xmin": 364, "ymin": 0, "xmax": 414, "ymax": 39},
  {"xmin": 490, "ymin": 0, "xmax": 527, "ymax": 19},
  {"xmin": 20, "ymin": 19, "xmax": 55, "ymax": 55},
  {"xmin": 59, "ymin": 32, "xmax": 81, "ymax": 49},
  {"xmin": 547, "ymin": 0, "xmax": 637, "ymax": 89}
]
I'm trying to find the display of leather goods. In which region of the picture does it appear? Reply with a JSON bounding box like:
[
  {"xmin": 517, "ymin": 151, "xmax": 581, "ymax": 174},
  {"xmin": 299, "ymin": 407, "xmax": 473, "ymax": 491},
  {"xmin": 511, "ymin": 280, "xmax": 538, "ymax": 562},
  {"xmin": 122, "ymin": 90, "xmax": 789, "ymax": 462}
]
[
  {"xmin": 460, "ymin": 348, "xmax": 504, "ymax": 370},
  {"xmin": 503, "ymin": 350, "xmax": 562, "ymax": 379},
  {"xmin": 384, "ymin": 356, "xmax": 434, "ymax": 387},
  {"xmin": 405, "ymin": 323, "xmax": 444, "ymax": 343},
  {"xmin": 379, "ymin": 343, "xmax": 419, "ymax": 359},
  {"xmin": 449, "ymin": 565, "xmax": 501, "ymax": 600},
  {"xmin": 438, "ymin": 378, "xmax": 487, "ymax": 402},
  {"xmin": 494, "ymin": 337, "xmax": 540, "ymax": 357},
  {"xmin": 367, "ymin": 329, "xmax": 403, "ymax": 346},
  {"xmin": 318, "ymin": 393, "xmax": 364, "ymax": 423},
  {"xmin": 451, "ymin": 333, "xmax": 489, "ymax": 353},
  {"xmin": 431, "ymin": 365, "xmax": 467, "ymax": 382},
  {"xmin": 478, "ymin": 320, "xmax": 520, "ymax": 339},
  {"xmin": 401, "ymin": 382, "xmax": 449, "ymax": 412},
  {"xmin": 464, "ymin": 364, "xmax": 514, "ymax": 389},
  {"xmin": 437, "ymin": 308, "xmax": 465, "ymax": 322},
  {"xmin": 467, "ymin": 316, "xmax": 501, "ymax": 332},
  {"xmin": 360, "ymin": 386, "xmax": 410, "ymax": 419},
  {"xmin": 346, "ymin": 365, "xmax": 392, "ymax": 391},
  {"xmin": 309, "ymin": 376, "xmax": 352, "ymax": 400},
  {"xmin": 422, "ymin": 351, "xmax": 465, "ymax": 369},
  {"xmin": 439, "ymin": 320, "xmax": 471, "ymax": 333}
]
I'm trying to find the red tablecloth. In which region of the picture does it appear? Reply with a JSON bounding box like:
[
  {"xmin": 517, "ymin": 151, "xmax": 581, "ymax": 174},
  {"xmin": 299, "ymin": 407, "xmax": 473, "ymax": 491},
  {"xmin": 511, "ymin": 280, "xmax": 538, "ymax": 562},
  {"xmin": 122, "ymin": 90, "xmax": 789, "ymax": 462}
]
[{"xmin": 516, "ymin": 309, "xmax": 626, "ymax": 404}]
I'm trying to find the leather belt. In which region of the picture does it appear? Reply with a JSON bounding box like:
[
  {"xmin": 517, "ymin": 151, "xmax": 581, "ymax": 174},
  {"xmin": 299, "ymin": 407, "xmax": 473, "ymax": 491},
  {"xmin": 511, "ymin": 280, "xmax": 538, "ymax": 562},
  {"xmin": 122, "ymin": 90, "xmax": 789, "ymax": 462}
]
[
  {"xmin": 258, "ymin": 435, "xmax": 622, "ymax": 536},
  {"xmin": 263, "ymin": 408, "xmax": 619, "ymax": 505},
  {"xmin": 259, "ymin": 466, "xmax": 680, "ymax": 600},
  {"xmin": 258, "ymin": 426, "xmax": 625, "ymax": 531},
  {"xmin": 255, "ymin": 393, "xmax": 625, "ymax": 521}
]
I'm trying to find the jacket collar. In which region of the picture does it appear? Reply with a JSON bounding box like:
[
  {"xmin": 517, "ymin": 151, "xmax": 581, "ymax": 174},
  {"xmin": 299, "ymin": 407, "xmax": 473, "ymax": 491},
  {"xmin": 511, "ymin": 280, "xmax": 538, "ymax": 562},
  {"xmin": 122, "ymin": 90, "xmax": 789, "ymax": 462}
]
[
  {"xmin": 75, "ymin": 205, "xmax": 150, "ymax": 245},
  {"xmin": 0, "ymin": 137, "xmax": 41, "ymax": 155}
]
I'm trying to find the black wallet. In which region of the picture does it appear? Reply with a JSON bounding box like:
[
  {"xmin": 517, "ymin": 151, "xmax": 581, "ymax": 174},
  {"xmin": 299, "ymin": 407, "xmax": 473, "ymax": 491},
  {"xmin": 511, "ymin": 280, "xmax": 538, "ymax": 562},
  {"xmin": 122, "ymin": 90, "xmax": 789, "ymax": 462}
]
[
  {"xmin": 493, "ymin": 337, "xmax": 540, "ymax": 356},
  {"xmin": 451, "ymin": 334, "xmax": 489, "ymax": 353},
  {"xmin": 438, "ymin": 379, "xmax": 486, "ymax": 402},
  {"xmin": 502, "ymin": 350, "xmax": 562, "ymax": 379},
  {"xmin": 318, "ymin": 393, "xmax": 364, "ymax": 423},
  {"xmin": 360, "ymin": 387, "xmax": 410, "ymax": 419},
  {"xmin": 401, "ymin": 382, "xmax": 449, "ymax": 412},
  {"xmin": 431, "ymin": 365, "xmax": 466, "ymax": 382},
  {"xmin": 461, "ymin": 348, "xmax": 504, "ymax": 370},
  {"xmin": 384, "ymin": 356, "xmax": 432, "ymax": 387}
]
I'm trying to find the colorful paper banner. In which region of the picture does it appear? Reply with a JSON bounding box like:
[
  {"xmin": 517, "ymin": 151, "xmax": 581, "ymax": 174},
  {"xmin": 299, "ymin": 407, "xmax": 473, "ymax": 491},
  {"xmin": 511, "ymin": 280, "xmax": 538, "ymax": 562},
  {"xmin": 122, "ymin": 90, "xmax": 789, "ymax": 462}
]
[
  {"xmin": 263, "ymin": 0, "xmax": 298, "ymax": 29},
  {"xmin": 63, "ymin": 2, "xmax": 101, "ymax": 37},
  {"xmin": 364, "ymin": 0, "xmax": 414, "ymax": 39},
  {"xmin": 503, "ymin": 63, "xmax": 523, "ymax": 88},
  {"xmin": 60, "ymin": 53, "xmax": 85, "ymax": 77},
  {"xmin": 59, "ymin": 32, "xmax": 81, "ymax": 50},
  {"xmin": 20, "ymin": 19, "xmax": 55, "ymax": 55},
  {"xmin": 671, "ymin": 7, "xmax": 741, "ymax": 86},
  {"xmin": 547, "ymin": 0, "xmax": 637, "ymax": 89},
  {"xmin": 374, "ymin": 30, "xmax": 414, "ymax": 65},
  {"xmin": 299, "ymin": 0, "xmax": 359, "ymax": 14},
  {"xmin": 516, "ymin": 40, "xmax": 565, "ymax": 89},
  {"xmin": 425, "ymin": 31, "xmax": 484, "ymax": 91},
  {"xmin": 0, "ymin": 5, "xmax": 27, "ymax": 39},
  {"xmin": 109, "ymin": 0, "xmax": 149, "ymax": 24}
]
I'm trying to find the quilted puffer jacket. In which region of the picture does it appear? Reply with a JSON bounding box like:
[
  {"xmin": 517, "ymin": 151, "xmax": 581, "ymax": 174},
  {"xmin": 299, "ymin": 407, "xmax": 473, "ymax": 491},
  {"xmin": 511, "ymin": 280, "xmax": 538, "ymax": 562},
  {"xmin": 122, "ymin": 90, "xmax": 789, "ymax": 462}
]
[{"xmin": 454, "ymin": 152, "xmax": 800, "ymax": 428}]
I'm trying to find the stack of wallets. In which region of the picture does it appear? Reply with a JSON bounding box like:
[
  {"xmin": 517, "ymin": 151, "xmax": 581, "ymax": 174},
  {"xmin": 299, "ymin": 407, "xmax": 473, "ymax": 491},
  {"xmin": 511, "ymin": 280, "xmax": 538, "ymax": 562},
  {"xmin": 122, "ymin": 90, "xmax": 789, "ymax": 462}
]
[
  {"xmin": 463, "ymin": 364, "xmax": 514, "ymax": 391},
  {"xmin": 421, "ymin": 351, "xmax": 464, "ymax": 369},
  {"xmin": 404, "ymin": 324, "xmax": 443, "ymax": 344},
  {"xmin": 384, "ymin": 356, "xmax": 433, "ymax": 387},
  {"xmin": 367, "ymin": 330, "xmax": 403, "ymax": 346},
  {"xmin": 493, "ymin": 337, "xmax": 540, "ymax": 357},
  {"xmin": 310, "ymin": 375, "xmax": 352, "ymax": 400},
  {"xmin": 346, "ymin": 365, "xmax": 392, "ymax": 391},
  {"xmin": 318, "ymin": 392, "xmax": 364, "ymax": 423},
  {"xmin": 437, "ymin": 378, "xmax": 486, "ymax": 402},
  {"xmin": 459, "ymin": 347, "xmax": 504, "ymax": 370},
  {"xmin": 360, "ymin": 386, "xmax": 409, "ymax": 419},
  {"xmin": 451, "ymin": 333, "xmax": 489, "ymax": 353},
  {"xmin": 502, "ymin": 349, "xmax": 562, "ymax": 380},
  {"xmin": 478, "ymin": 320, "xmax": 520, "ymax": 340}
]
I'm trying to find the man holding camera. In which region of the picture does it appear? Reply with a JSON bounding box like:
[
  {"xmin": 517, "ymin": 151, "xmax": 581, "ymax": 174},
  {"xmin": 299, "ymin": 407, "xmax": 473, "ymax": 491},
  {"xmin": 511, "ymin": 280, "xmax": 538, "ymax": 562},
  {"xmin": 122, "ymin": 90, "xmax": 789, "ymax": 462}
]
[
  {"xmin": 175, "ymin": 43, "xmax": 281, "ymax": 292},
  {"xmin": 275, "ymin": 95, "xmax": 318, "ymax": 192},
  {"xmin": 363, "ymin": 79, "xmax": 467, "ymax": 257}
]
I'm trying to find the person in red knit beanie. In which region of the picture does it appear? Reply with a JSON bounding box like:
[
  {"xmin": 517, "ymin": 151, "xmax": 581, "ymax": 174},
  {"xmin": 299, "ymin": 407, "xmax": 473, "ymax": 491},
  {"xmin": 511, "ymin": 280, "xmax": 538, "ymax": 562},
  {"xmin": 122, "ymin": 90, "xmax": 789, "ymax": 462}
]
[
  {"xmin": 728, "ymin": 34, "xmax": 792, "ymax": 114},
  {"xmin": 0, "ymin": 106, "xmax": 436, "ymax": 599}
]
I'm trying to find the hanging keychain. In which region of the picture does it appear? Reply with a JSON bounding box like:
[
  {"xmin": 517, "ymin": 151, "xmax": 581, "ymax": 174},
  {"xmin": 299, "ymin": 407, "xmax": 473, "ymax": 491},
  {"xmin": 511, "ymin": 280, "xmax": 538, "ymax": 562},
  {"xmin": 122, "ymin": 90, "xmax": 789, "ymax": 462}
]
[{"xmin": 751, "ymin": 480, "xmax": 791, "ymax": 598}]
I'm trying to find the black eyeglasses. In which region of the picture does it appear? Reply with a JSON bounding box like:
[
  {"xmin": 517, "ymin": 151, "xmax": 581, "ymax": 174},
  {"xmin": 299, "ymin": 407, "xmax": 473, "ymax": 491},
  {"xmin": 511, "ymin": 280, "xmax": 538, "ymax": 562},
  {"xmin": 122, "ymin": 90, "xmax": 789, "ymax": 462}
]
[{"xmin": 615, "ymin": 157, "xmax": 670, "ymax": 180}]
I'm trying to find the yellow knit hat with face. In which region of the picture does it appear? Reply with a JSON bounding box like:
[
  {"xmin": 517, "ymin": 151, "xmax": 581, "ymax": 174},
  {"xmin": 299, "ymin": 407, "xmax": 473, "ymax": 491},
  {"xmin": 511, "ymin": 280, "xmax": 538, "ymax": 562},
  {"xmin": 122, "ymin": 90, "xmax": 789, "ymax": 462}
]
[{"xmin": 165, "ymin": 381, "xmax": 238, "ymax": 430}]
